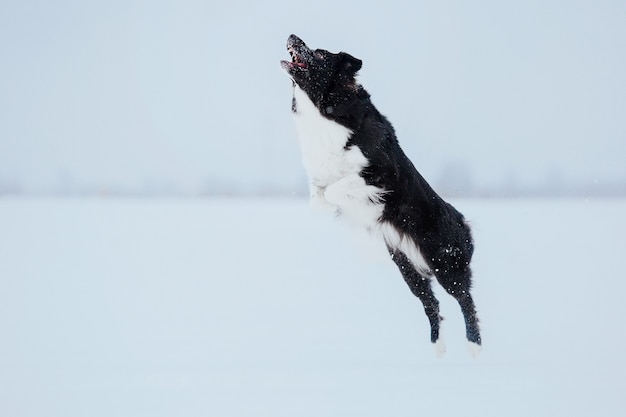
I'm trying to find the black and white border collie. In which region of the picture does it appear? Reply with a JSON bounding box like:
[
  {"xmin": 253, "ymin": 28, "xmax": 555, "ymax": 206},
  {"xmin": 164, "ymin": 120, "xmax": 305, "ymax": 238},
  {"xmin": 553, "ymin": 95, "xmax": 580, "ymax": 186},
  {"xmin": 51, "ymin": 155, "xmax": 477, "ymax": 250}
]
[{"xmin": 281, "ymin": 35, "xmax": 481, "ymax": 356}]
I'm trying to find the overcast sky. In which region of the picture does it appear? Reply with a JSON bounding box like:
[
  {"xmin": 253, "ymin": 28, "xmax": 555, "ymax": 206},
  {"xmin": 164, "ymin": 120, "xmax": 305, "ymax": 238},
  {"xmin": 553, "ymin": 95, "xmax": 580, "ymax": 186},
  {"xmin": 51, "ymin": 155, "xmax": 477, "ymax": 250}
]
[{"xmin": 1, "ymin": 1, "xmax": 624, "ymax": 195}]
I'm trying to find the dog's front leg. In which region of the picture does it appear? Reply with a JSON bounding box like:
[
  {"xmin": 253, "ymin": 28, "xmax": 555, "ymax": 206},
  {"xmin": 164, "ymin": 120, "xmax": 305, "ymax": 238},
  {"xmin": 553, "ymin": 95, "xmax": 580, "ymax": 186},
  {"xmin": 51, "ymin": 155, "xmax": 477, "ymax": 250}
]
[
  {"xmin": 323, "ymin": 174, "xmax": 385, "ymax": 226},
  {"xmin": 324, "ymin": 174, "xmax": 382, "ymax": 205}
]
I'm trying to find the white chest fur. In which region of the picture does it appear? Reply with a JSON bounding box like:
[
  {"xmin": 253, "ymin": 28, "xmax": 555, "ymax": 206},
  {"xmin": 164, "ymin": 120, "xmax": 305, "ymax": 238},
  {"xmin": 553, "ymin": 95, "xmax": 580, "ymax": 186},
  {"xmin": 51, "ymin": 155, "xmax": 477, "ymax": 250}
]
[
  {"xmin": 292, "ymin": 85, "xmax": 365, "ymax": 186},
  {"xmin": 292, "ymin": 85, "xmax": 385, "ymax": 227}
]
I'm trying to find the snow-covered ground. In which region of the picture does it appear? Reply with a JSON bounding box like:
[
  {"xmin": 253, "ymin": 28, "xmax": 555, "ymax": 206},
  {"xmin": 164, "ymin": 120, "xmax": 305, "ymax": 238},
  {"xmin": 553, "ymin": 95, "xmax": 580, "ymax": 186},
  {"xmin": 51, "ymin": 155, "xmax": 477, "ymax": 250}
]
[{"xmin": 1, "ymin": 197, "xmax": 624, "ymax": 417}]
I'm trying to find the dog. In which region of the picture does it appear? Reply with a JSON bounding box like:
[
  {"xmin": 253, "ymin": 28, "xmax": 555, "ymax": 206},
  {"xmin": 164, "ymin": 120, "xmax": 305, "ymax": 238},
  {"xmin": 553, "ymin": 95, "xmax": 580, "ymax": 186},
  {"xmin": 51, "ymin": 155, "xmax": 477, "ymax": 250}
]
[{"xmin": 281, "ymin": 34, "xmax": 481, "ymax": 356}]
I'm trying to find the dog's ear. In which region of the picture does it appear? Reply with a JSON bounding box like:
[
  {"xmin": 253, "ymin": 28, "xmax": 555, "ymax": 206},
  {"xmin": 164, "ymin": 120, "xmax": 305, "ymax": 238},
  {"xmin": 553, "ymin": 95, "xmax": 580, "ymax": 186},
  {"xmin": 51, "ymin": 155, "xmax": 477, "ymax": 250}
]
[{"xmin": 339, "ymin": 52, "xmax": 362, "ymax": 75}]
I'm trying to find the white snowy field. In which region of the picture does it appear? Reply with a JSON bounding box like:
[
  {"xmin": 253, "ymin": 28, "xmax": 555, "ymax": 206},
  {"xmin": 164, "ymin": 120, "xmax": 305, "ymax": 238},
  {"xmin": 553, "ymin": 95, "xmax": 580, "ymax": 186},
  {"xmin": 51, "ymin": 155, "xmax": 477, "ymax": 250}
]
[{"xmin": 0, "ymin": 197, "xmax": 624, "ymax": 417}]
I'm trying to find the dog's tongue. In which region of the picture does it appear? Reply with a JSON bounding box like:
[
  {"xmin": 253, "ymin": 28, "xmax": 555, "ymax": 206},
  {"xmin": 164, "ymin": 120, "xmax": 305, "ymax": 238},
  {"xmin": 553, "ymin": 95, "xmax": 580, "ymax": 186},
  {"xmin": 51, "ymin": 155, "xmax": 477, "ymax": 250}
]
[{"xmin": 294, "ymin": 61, "xmax": 307, "ymax": 69}]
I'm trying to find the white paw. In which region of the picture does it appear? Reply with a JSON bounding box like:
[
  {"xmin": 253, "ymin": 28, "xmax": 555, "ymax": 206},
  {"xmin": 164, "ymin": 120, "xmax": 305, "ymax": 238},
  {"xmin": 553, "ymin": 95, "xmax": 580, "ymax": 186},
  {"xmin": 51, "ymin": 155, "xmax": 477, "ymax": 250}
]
[
  {"xmin": 467, "ymin": 341, "xmax": 482, "ymax": 358},
  {"xmin": 310, "ymin": 189, "xmax": 337, "ymax": 214},
  {"xmin": 433, "ymin": 338, "xmax": 446, "ymax": 358}
]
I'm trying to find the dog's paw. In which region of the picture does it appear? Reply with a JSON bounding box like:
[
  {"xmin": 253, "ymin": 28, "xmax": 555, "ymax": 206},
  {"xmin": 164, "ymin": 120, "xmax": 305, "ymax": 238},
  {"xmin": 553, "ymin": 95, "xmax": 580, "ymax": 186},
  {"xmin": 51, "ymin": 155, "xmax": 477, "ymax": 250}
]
[
  {"xmin": 467, "ymin": 341, "xmax": 482, "ymax": 358},
  {"xmin": 310, "ymin": 189, "xmax": 338, "ymax": 214},
  {"xmin": 433, "ymin": 338, "xmax": 446, "ymax": 358}
]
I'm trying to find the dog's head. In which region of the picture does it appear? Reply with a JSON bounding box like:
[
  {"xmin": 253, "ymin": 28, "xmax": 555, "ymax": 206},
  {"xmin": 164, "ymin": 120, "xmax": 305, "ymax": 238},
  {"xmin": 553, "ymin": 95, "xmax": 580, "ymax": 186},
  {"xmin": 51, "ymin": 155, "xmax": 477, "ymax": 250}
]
[{"xmin": 281, "ymin": 34, "xmax": 362, "ymax": 112}]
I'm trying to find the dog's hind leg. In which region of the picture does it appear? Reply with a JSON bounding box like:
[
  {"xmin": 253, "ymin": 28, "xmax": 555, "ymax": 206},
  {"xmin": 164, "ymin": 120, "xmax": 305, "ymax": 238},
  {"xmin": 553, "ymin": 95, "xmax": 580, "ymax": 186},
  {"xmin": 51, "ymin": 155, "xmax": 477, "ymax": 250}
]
[
  {"xmin": 387, "ymin": 247, "xmax": 445, "ymax": 356},
  {"xmin": 436, "ymin": 269, "xmax": 482, "ymax": 356}
]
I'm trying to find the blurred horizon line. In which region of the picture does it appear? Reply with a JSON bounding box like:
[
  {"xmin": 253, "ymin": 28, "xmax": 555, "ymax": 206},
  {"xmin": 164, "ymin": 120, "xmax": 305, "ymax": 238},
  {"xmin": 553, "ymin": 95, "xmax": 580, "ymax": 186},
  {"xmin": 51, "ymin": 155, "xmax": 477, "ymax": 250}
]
[{"xmin": 1, "ymin": 182, "xmax": 624, "ymax": 199}]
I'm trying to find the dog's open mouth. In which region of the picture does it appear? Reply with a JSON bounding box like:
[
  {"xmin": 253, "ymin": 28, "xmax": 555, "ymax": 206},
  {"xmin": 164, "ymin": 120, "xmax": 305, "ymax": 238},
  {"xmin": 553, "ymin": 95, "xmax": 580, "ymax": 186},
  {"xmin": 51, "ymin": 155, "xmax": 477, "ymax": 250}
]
[
  {"xmin": 281, "ymin": 35, "xmax": 309, "ymax": 72},
  {"xmin": 288, "ymin": 47, "xmax": 308, "ymax": 69}
]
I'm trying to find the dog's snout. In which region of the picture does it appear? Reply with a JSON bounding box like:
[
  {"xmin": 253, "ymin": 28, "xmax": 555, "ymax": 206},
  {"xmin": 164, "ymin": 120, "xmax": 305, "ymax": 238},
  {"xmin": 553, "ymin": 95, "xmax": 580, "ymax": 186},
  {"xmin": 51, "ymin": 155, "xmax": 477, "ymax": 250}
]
[{"xmin": 287, "ymin": 34, "xmax": 306, "ymax": 49}]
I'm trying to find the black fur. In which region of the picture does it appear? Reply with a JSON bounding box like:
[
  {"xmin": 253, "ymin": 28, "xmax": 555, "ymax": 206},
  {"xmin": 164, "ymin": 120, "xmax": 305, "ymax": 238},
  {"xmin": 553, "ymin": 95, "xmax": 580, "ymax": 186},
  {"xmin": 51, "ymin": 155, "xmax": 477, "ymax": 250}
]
[{"xmin": 282, "ymin": 35, "xmax": 481, "ymax": 349}]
